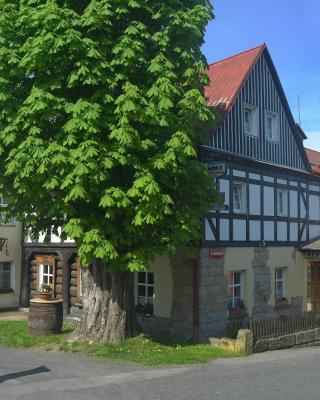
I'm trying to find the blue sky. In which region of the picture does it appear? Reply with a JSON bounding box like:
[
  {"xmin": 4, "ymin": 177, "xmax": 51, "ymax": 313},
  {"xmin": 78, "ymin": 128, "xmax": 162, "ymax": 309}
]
[{"xmin": 202, "ymin": 0, "xmax": 320, "ymax": 150}]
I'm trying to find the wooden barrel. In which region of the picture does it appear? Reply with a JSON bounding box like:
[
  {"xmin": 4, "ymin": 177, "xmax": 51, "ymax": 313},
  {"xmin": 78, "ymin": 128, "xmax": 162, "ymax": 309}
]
[{"xmin": 28, "ymin": 299, "xmax": 63, "ymax": 336}]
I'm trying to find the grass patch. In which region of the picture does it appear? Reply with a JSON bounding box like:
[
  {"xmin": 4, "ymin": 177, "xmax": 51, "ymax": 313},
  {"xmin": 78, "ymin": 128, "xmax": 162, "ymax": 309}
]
[
  {"xmin": 0, "ymin": 320, "xmax": 73, "ymax": 351},
  {"xmin": 0, "ymin": 320, "xmax": 240, "ymax": 365}
]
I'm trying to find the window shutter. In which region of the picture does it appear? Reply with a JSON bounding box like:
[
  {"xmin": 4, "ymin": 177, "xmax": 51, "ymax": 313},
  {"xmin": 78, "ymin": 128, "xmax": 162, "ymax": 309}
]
[{"xmin": 227, "ymin": 272, "xmax": 233, "ymax": 297}]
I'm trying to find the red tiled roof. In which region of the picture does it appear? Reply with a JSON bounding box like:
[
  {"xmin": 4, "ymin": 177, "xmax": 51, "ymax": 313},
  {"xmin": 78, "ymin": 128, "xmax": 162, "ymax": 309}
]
[
  {"xmin": 205, "ymin": 44, "xmax": 266, "ymax": 117},
  {"xmin": 305, "ymin": 148, "xmax": 320, "ymax": 175}
]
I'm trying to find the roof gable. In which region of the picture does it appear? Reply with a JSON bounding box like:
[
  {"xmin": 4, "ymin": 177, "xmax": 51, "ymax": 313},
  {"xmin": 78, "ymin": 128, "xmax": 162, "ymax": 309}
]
[
  {"xmin": 205, "ymin": 44, "xmax": 265, "ymax": 116},
  {"xmin": 305, "ymin": 148, "xmax": 320, "ymax": 175},
  {"xmin": 205, "ymin": 45, "xmax": 311, "ymax": 173}
]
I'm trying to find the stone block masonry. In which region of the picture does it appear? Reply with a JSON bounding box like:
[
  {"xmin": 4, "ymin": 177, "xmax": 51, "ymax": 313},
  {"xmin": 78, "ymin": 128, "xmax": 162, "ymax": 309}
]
[
  {"xmin": 198, "ymin": 248, "xmax": 228, "ymax": 342},
  {"xmin": 254, "ymin": 328, "xmax": 320, "ymax": 352},
  {"xmin": 209, "ymin": 329, "xmax": 254, "ymax": 354}
]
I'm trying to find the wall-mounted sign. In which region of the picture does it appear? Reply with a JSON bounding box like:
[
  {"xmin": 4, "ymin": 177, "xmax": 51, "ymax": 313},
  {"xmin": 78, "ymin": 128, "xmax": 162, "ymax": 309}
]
[
  {"xmin": 207, "ymin": 162, "xmax": 227, "ymax": 178},
  {"xmin": 208, "ymin": 248, "xmax": 224, "ymax": 259},
  {"xmin": 212, "ymin": 204, "xmax": 228, "ymax": 211}
]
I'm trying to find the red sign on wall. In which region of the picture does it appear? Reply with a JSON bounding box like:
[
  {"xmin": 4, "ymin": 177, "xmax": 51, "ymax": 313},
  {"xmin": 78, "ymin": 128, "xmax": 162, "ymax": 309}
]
[{"xmin": 208, "ymin": 248, "xmax": 224, "ymax": 259}]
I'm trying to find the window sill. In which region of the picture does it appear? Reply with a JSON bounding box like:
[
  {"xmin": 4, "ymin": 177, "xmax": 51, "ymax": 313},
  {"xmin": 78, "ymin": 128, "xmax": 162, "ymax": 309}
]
[
  {"xmin": 244, "ymin": 132, "xmax": 259, "ymax": 138},
  {"xmin": 137, "ymin": 312, "xmax": 154, "ymax": 318},
  {"xmin": 233, "ymin": 210, "xmax": 247, "ymax": 215},
  {"xmin": 0, "ymin": 288, "xmax": 14, "ymax": 294},
  {"xmin": 266, "ymin": 138, "xmax": 279, "ymax": 144},
  {"xmin": 228, "ymin": 307, "xmax": 247, "ymax": 318}
]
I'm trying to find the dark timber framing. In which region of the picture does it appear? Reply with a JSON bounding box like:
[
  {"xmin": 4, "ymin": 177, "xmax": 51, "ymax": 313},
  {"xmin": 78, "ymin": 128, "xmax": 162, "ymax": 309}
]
[
  {"xmin": 201, "ymin": 147, "xmax": 320, "ymax": 248},
  {"xmin": 209, "ymin": 48, "xmax": 310, "ymax": 172},
  {"xmin": 22, "ymin": 243, "xmax": 76, "ymax": 314}
]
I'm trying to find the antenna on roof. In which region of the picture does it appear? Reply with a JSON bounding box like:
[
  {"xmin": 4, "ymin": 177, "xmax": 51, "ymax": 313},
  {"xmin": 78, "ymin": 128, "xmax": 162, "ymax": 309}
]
[{"xmin": 298, "ymin": 94, "xmax": 301, "ymax": 125}]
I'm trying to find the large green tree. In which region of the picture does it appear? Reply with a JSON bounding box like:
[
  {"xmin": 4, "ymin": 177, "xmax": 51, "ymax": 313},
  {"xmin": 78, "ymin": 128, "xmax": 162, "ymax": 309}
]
[{"xmin": 0, "ymin": 0, "xmax": 216, "ymax": 341}]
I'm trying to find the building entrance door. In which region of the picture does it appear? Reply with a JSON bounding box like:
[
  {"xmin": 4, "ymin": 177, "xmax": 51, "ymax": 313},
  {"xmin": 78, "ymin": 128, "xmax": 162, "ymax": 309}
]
[{"xmin": 310, "ymin": 262, "xmax": 320, "ymax": 310}]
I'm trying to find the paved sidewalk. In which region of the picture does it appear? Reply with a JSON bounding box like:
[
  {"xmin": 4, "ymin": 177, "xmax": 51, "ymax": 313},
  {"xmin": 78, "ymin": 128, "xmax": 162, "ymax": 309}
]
[{"xmin": 0, "ymin": 309, "xmax": 28, "ymax": 321}]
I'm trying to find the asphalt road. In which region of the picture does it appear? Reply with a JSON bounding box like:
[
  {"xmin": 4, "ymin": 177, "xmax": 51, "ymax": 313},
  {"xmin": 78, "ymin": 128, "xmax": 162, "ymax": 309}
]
[{"xmin": 1, "ymin": 346, "xmax": 320, "ymax": 400}]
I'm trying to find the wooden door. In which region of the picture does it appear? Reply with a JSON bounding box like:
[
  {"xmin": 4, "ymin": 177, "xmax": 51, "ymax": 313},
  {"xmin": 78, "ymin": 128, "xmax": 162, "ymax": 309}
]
[{"xmin": 311, "ymin": 263, "xmax": 320, "ymax": 310}]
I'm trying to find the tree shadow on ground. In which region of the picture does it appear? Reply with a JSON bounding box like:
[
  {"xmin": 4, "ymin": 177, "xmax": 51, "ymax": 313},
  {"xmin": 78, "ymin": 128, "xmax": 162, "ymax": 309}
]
[
  {"xmin": 0, "ymin": 366, "xmax": 50, "ymax": 384},
  {"xmin": 143, "ymin": 332, "xmax": 194, "ymax": 347}
]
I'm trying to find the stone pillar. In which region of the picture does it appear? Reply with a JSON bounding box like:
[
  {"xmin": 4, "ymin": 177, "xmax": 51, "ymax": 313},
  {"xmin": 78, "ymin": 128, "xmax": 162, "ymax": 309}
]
[
  {"xmin": 235, "ymin": 329, "xmax": 253, "ymax": 354},
  {"xmin": 252, "ymin": 247, "xmax": 273, "ymax": 316},
  {"xmin": 198, "ymin": 248, "xmax": 228, "ymax": 341},
  {"xmin": 169, "ymin": 249, "xmax": 194, "ymax": 341}
]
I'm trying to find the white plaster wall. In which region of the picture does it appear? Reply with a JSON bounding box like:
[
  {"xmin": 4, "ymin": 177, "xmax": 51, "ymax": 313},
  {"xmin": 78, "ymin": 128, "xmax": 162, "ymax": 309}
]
[
  {"xmin": 233, "ymin": 170, "xmax": 246, "ymax": 178},
  {"xmin": 267, "ymin": 248, "xmax": 306, "ymax": 308},
  {"xmin": 0, "ymin": 222, "xmax": 22, "ymax": 309},
  {"xmin": 300, "ymin": 223, "xmax": 307, "ymax": 241},
  {"xmin": 249, "ymin": 173, "xmax": 260, "ymax": 181},
  {"xmin": 290, "ymin": 223, "xmax": 298, "ymax": 241},
  {"xmin": 309, "ymin": 225, "xmax": 320, "ymax": 240},
  {"xmin": 224, "ymin": 247, "xmax": 254, "ymax": 314},
  {"xmin": 219, "ymin": 179, "xmax": 229, "ymax": 208},
  {"xmin": 205, "ymin": 219, "xmax": 215, "ymax": 241},
  {"xmin": 277, "ymin": 222, "xmax": 287, "ymax": 241},
  {"xmin": 149, "ymin": 255, "xmax": 173, "ymax": 318},
  {"xmin": 264, "ymin": 221, "xmax": 274, "ymax": 241},
  {"xmin": 249, "ymin": 220, "xmax": 261, "ymax": 241},
  {"xmin": 263, "ymin": 186, "xmax": 274, "ymax": 216},
  {"xmin": 289, "ymin": 190, "xmax": 298, "ymax": 218},
  {"xmin": 220, "ymin": 219, "xmax": 229, "ymax": 241},
  {"xmin": 233, "ymin": 219, "xmax": 246, "ymax": 241},
  {"xmin": 224, "ymin": 247, "xmax": 307, "ymax": 314},
  {"xmin": 300, "ymin": 195, "xmax": 306, "ymax": 218},
  {"xmin": 309, "ymin": 195, "xmax": 320, "ymax": 220},
  {"xmin": 249, "ymin": 184, "xmax": 261, "ymax": 215}
]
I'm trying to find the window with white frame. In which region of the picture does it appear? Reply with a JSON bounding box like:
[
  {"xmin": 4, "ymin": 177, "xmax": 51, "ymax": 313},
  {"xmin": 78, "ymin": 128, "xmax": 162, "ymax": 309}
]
[
  {"xmin": 265, "ymin": 111, "xmax": 279, "ymax": 141},
  {"xmin": 244, "ymin": 104, "xmax": 259, "ymax": 136},
  {"xmin": 39, "ymin": 263, "xmax": 54, "ymax": 288},
  {"xmin": 233, "ymin": 182, "xmax": 246, "ymax": 213},
  {"xmin": 277, "ymin": 189, "xmax": 288, "ymax": 216},
  {"xmin": 275, "ymin": 268, "xmax": 285, "ymax": 300},
  {"xmin": 137, "ymin": 272, "xmax": 154, "ymax": 307},
  {"xmin": 0, "ymin": 262, "xmax": 13, "ymax": 291},
  {"xmin": 0, "ymin": 197, "xmax": 15, "ymax": 225},
  {"xmin": 228, "ymin": 271, "xmax": 242, "ymax": 308}
]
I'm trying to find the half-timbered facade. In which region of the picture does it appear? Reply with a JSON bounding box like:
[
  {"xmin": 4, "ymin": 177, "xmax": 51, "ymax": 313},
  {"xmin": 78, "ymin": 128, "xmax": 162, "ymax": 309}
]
[
  {"xmin": 197, "ymin": 44, "xmax": 320, "ymax": 329},
  {"xmin": 19, "ymin": 44, "xmax": 320, "ymax": 342}
]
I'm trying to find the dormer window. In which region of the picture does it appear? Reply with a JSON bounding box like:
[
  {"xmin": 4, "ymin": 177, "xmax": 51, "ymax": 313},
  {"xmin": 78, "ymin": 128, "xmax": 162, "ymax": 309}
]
[
  {"xmin": 244, "ymin": 104, "xmax": 258, "ymax": 136},
  {"xmin": 265, "ymin": 111, "xmax": 279, "ymax": 141}
]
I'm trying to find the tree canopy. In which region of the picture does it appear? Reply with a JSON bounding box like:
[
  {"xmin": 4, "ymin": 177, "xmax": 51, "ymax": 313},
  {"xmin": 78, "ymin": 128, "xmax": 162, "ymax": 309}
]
[{"xmin": 0, "ymin": 0, "xmax": 217, "ymax": 271}]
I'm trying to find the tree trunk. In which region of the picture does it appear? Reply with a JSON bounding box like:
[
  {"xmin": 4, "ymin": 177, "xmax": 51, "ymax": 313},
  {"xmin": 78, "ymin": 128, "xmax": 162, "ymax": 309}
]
[{"xmin": 77, "ymin": 260, "xmax": 137, "ymax": 342}]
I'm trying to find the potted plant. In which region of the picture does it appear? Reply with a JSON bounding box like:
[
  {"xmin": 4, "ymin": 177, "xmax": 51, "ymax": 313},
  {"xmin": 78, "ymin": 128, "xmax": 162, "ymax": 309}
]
[
  {"xmin": 228, "ymin": 298, "xmax": 247, "ymax": 318},
  {"xmin": 275, "ymin": 297, "xmax": 289, "ymax": 309},
  {"xmin": 37, "ymin": 283, "xmax": 53, "ymax": 301}
]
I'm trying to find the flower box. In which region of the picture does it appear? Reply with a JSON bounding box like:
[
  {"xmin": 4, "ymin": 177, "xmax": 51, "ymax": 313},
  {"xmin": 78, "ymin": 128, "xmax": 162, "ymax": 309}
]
[
  {"xmin": 37, "ymin": 293, "xmax": 53, "ymax": 301},
  {"xmin": 274, "ymin": 298, "xmax": 289, "ymax": 310},
  {"xmin": 228, "ymin": 307, "xmax": 247, "ymax": 318}
]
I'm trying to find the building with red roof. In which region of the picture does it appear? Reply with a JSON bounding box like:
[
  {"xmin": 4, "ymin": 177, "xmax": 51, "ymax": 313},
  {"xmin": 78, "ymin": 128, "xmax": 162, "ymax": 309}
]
[{"xmin": 20, "ymin": 44, "xmax": 320, "ymax": 344}]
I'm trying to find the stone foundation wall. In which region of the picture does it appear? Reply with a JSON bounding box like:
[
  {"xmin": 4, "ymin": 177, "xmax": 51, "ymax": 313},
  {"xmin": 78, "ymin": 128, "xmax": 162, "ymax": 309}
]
[
  {"xmin": 251, "ymin": 247, "xmax": 303, "ymax": 317},
  {"xmin": 137, "ymin": 249, "xmax": 195, "ymax": 342},
  {"xmin": 198, "ymin": 248, "xmax": 228, "ymax": 342},
  {"xmin": 254, "ymin": 327, "xmax": 320, "ymax": 352}
]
